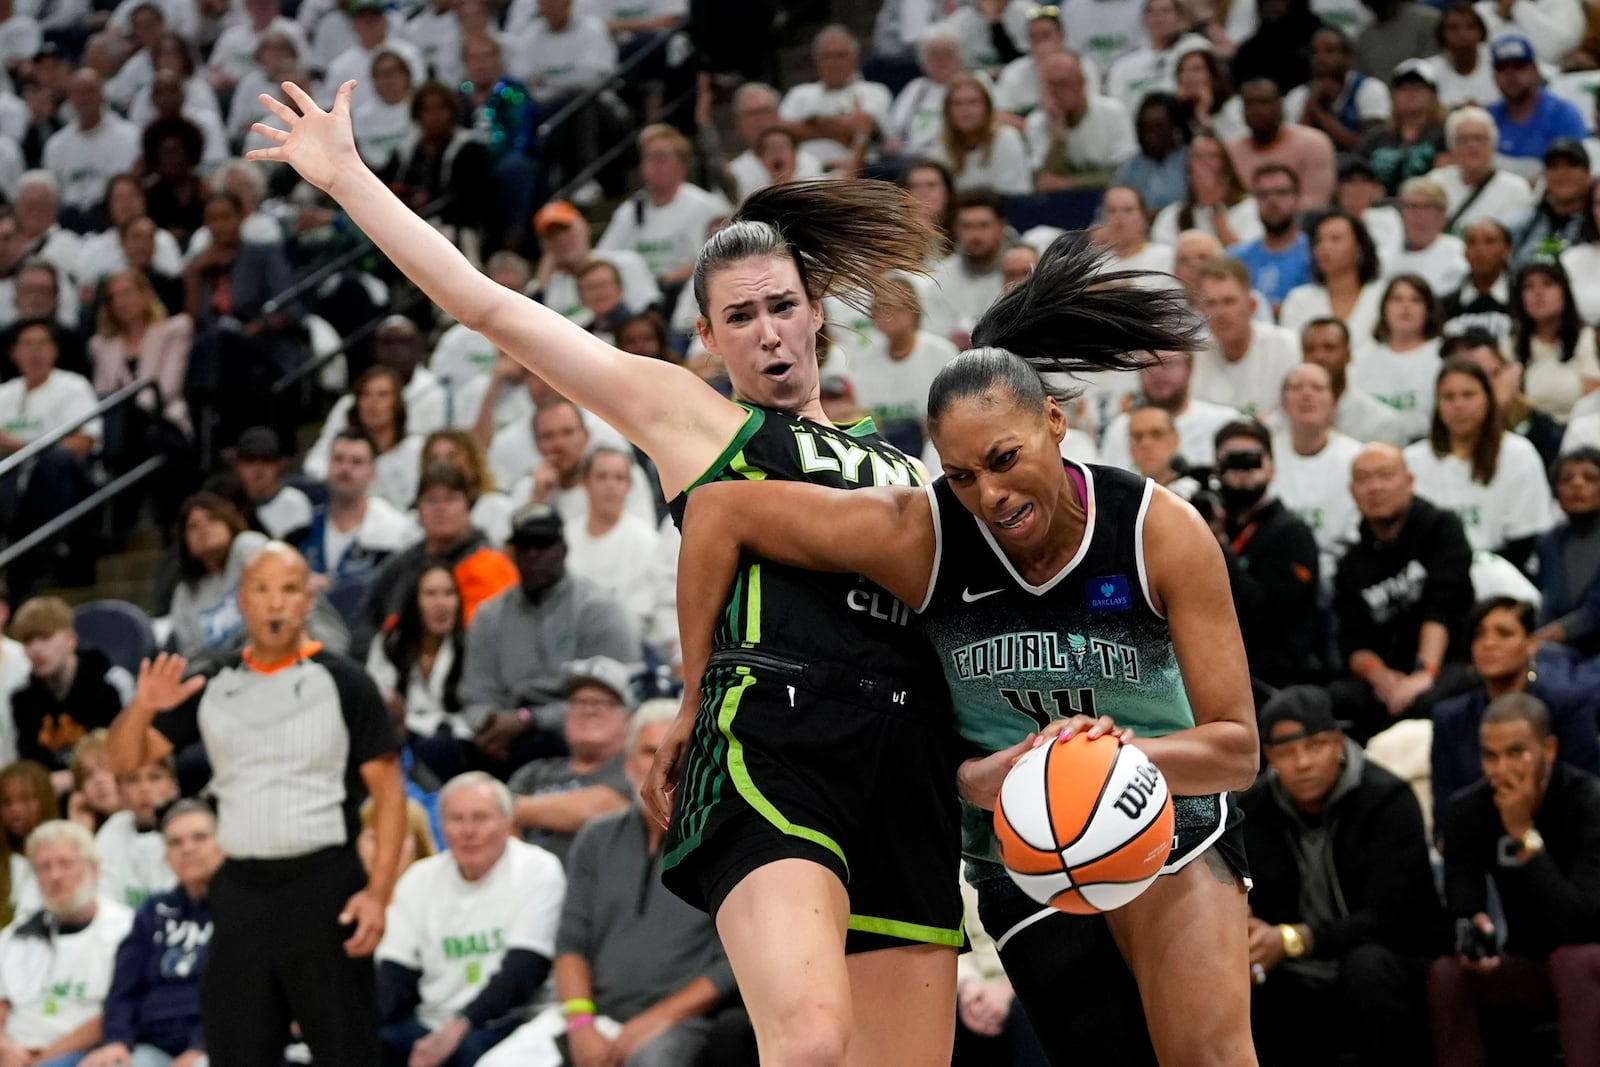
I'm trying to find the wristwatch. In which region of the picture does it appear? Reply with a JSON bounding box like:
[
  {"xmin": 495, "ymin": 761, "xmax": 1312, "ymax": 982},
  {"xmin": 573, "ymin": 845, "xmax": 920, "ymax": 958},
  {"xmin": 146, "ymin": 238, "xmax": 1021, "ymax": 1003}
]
[
  {"xmin": 1278, "ymin": 924, "xmax": 1307, "ymax": 959},
  {"xmin": 1520, "ymin": 828, "xmax": 1545, "ymax": 858}
]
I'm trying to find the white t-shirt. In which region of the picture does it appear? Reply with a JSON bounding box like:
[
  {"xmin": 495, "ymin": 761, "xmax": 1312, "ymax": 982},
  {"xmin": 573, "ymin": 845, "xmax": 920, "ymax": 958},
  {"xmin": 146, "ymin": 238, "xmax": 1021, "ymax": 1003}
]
[
  {"xmin": 1403, "ymin": 434, "xmax": 1555, "ymax": 551},
  {"xmin": 1312, "ymin": 0, "xmax": 1374, "ymax": 36},
  {"xmin": 487, "ymin": 410, "xmax": 631, "ymax": 492},
  {"xmin": 1191, "ymin": 323, "xmax": 1300, "ymax": 418},
  {"xmin": 778, "ymin": 77, "xmax": 894, "ymax": 167},
  {"xmin": 918, "ymin": 255, "xmax": 1005, "ymax": 343},
  {"xmin": 1104, "ymin": 34, "xmax": 1209, "ymax": 113},
  {"xmin": 430, "ymin": 324, "xmax": 501, "ymax": 403},
  {"xmin": 376, "ymin": 839, "xmax": 566, "ymax": 1031},
  {"xmin": 0, "ymin": 370, "xmax": 101, "ymax": 444},
  {"xmin": 1384, "ymin": 235, "xmax": 1468, "ymax": 301},
  {"xmin": 94, "ymin": 811, "xmax": 176, "ymax": 909},
  {"xmin": 940, "ymin": 125, "xmax": 1033, "ymax": 196},
  {"xmin": 41, "ymin": 116, "xmax": 142, "ymax": 212},
  {"xmin": 594, "ymin": 183, "xmax": 732, "ymax": 280},
  {"xmin": 1348, "ymin": 338, "xmax": 1443, "ymax": 444},
  {"xmin": 1271, "ymin": 429, "xmax": 1363, "ymax": 575},
  {"xmin": 1023, "ymin": 94, "xmax": 1137, "ymax": 172},
  {"xmin": 255, "ymin": 484, "xmax": 314, "ymax": 540},
  {"xmin": 402, "ymin": 6, "xmax": 462, "ymax": 85},
  {"xmin": 888, "ymin": 76, "xmax": 949, "ymax": 153},
  {"xmin": 0, "ymin": 638, "xmax": 26, "ymax": 766},
  {"xmin": 537, "ymin": 250, "xmax": 661, "ymax": 322},
  {"xmin": 353, "ymin": 96, "xmax": 414, "ymax": 170},
  {"xmin": 1474, "ymin": 0, "xmax": 1584, "ymax": 64},
  {"xmin": 849, "ymin": 330, "xmax": 960, "ymax": 438},
  {"xmin": 209, "ymin": 17, "xmax": 311, "ymax": 84},
  {"xmin": 1520, "ymin": 328, "xmax": 1600, "ymax": 421},
  {"xmin": 366, "ymin": 638, "xmax": 469, "ymax": 738},
  {"xmin": 1278, "ymin": 282, "xmax": 1386, "ymax": 350},
  {"xmin": 1560, "ymin": 244, "xmax": 1600, "ymax": 326},
  {"xmin": 565, "ymin": 512, "xmax": 662, "ymax": 635},
  {"xmin": 1422, "ymin": 47, "xmax": 1500, "ymax": 109},
  {"xmin": 1425, "ymin": 166, "xmax": 1536, "ymax": 233},
  {"xmin": 1060, "ymin": 0, "xmax": 1144, "ymax": 67},
  {"xmin": 302, "ymin": 368, "xmax": 448, "ymax": 479},
  {"xmin": 508, "ymin": 468, "xmax": 658, "ymax": 529},
  {"xmin": 1283, "ymin": 73, "xmax": 1392, "ymax": 128},
  {"xmin": 0, "ymin": 900, "xmax": 135, "ymax": 1048},
  {"xmin": 1149, "ymin": 199, "xmax": 1263, "ymax": 248},
  {"xmin": 1336, "ymin": 385, "xmax": 1413, "ymax": 446},
  {"xmin": 992, "ymin": 54, "xmax": 1102, "ymax": 117},
  {"xmin": 514, "ymin": 15, "xmax": 617, "ymax": 100},
  {"xmin": 1106, "ymin": 241, "xmax": 1178, "ymax": 290},
  {"xmin": 323, "ymin": 38, "xmax": 427, "ymax": 108},
  {"xmin": 452, "ymin": 376, "xmax": 534, "ymax": 437},
  {"xmin": 1098, "ymin": 397, "xmax": 1241, "ymax": 471}
]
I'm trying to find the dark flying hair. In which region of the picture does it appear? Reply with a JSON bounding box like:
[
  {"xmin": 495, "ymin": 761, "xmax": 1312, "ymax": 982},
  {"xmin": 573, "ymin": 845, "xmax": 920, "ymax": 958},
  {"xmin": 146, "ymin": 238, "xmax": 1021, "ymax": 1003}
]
[
  {"xmin": 928, "ymin": 233, "xmax": 1205, "ymax": 423},
  {"xmin": 691, "ymin": 179, "xmax": 939, "ymax": 319}
]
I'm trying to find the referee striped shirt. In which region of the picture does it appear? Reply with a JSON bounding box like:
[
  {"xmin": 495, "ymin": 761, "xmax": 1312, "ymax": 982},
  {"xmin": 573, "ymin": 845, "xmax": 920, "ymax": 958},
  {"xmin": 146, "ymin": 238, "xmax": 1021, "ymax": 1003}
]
[{"xmin": 153, "ymin": 642, "xmax": 402, "ymax": 860}]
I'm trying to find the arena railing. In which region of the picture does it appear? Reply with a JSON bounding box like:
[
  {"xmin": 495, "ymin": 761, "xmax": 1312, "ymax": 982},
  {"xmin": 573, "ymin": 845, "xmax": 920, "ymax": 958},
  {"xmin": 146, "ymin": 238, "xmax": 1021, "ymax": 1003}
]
[{"xmin": 0, "ymin": 377, "xmax": 167, "ymax": 571}]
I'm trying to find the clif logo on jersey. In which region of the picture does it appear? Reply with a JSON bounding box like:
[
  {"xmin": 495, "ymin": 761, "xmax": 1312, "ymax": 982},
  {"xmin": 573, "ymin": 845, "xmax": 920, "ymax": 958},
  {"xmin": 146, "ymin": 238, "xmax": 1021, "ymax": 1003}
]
[{"xmin": 1086, "ymin": 575, "xmax": 1133, "ymax": 613}]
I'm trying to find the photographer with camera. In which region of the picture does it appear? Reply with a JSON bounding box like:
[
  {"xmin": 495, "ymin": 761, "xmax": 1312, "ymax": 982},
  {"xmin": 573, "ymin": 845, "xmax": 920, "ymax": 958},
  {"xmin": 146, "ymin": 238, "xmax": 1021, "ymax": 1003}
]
[
  {"xmin": 1430, "ymin": 693, "xmax": 1600, "ymax": 1066},
  {"xmin": 1211, "ymin": 420, "xmax": 1323, "ymax": 689}
]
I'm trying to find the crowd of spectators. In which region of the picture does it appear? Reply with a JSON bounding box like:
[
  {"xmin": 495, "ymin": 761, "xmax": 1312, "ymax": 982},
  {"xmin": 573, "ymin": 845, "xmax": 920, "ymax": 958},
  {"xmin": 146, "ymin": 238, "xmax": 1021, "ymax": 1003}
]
[{"xmin": 0, "ymin": 0, "xmax": 1593, "ymax": 1062}]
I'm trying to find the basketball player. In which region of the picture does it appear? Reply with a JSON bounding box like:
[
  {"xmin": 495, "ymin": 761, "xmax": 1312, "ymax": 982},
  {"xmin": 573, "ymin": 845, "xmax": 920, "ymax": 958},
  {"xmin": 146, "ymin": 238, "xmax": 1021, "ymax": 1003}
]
[
  {"xmin": 655, "ymin": 237, "xmax": 1261, "ymax": 1067},
  {"xmin": 249, "ymin": 81, "xmax": 961, "ymax": 1067}
]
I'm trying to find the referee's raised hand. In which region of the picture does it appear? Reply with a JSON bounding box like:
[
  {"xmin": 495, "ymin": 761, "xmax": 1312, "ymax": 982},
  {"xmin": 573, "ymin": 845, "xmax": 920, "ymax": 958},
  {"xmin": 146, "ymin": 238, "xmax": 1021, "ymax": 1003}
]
[{"xmin": 135, "ymin": 653, "xmax": 207, "ymax": 711}]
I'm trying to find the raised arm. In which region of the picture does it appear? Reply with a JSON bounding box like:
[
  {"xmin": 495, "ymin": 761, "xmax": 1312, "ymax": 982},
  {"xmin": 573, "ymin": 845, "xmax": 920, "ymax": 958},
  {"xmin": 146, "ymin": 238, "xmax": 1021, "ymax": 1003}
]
[
  {"xmin": 1140, "ymin": 487, "xmax": 1260, "ymax": 794},
  {"xmin": 247, "ymin": 81, "xmax": 744, "ymax": 495}
]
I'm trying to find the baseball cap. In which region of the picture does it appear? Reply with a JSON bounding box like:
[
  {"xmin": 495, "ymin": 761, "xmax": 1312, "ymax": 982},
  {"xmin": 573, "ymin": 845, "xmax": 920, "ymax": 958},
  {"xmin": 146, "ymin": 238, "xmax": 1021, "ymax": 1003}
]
[
  {"xmin": 508, "ymin": 502, "xmax": 565, "ymax": 545},
  {"xmin": 533, "ymin": 200, "xmax": 582, "ymax": 237},
  {"xmin": 1392, "ymin": 58, "xmax": 1437, "ymax": 89},
  {"xmin": 563, "ymin": 656, "xmax": 639, "ymax": 713},
  {"xmin": 1545, "ymin": 138, "xmax": 1590, "ymax": 169},
  {"xmin": 1490, "ymin": 35, "xmax": 1536, "ymax": 67},
  {"xmin": 1259, "ymin": 686, "xmax": 1343, "ymax": 744},
  {"xmin": 234, "ymin": 426, "xmax": 283, "ymax": 462}
]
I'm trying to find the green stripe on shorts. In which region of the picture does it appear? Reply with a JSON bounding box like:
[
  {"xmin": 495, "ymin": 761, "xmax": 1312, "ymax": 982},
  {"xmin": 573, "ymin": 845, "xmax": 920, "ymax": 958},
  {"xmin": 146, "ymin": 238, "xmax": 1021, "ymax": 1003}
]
[{"xmin": 847, "ymin": 913, "xmax": 966, "ymax": 947}]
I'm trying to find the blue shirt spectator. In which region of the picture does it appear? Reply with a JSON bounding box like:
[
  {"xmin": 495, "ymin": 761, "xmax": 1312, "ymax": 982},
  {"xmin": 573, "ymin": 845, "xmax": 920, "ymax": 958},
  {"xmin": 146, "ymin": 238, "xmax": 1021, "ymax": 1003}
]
[
  {"xmin": 1229, "ymin": 232, "xmax": 1312, "ymax": 307},
  {"xmin": 1487, "ymin": 35, "xmax": 1587, "ymax": 180}
]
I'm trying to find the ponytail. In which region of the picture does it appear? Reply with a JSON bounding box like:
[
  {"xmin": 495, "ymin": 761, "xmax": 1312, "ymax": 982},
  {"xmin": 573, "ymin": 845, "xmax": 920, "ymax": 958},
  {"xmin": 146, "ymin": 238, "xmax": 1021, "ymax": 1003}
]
[
  {"xmin": 691, "ymin": 179, "xmax": 939, "ymax": 318},
  {"xmin": 929, "ymin": 233, "xmax": 1204, "ymax": 421}
]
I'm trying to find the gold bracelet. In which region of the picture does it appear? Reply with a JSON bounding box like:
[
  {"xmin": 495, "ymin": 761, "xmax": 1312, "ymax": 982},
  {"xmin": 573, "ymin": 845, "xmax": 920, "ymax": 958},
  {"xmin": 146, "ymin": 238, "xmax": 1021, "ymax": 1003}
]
[{"xmin": 1278, "ymin": 924, "xmax": 1307, "ymax": 959}]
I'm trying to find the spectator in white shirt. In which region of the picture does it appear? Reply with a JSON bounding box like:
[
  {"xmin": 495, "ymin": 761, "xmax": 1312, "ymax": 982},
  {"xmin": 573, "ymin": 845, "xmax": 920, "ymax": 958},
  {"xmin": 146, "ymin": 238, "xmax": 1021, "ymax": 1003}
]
[
  {"xmin": 1273, "ymin": 361, "xmax": 1364, "ymax": 576},
  {"xmin": 333, "ymin": 368, "xmax": 429, "ymax": 511},
  {"xmin": 402, "ymin": 0, "xmax": 461, "ymax": 84},
  {"xmin": 1508, "ymin": 258, "xmax": 1600, "ymax": 420},
  {"xmin": 1386, "ymin": 176, "xmax": 1468, "ymax": 296},
  {"xmin": 0, "ymin": 821, "xmax": 134, "ymax": 1066},
  {"xmin": 294, "ymin": 427, "xmax": 416, "ymax": 587},
  {"xmin": 1105, "ymin": 0, "xmax": 1209, "ymax": 113},
  {"xmin": 935, "ymin": 74, "xmax": 1033, "ymax": 196},
  {"xmin": 933, "ymin": 0, "xmax": 1031, "ymax": 70},
  {"xmin": 1300, "ymin": 316, "xmax": 1412, "ymax": 444},
  {"xmin": 1151, "ymin": 133, "xmax": 1262, "ymax": 247},
  {"xmin": 564, "ymin": 447, "xmax": 662, "ymax": 640},
  {"xmin": 127, "ymin": 34, "xmax": 227, "ymax": 144},
  {"xmin": 1424, "ymin": 3, "xmax": 1498, "ymax": 108},
  {"xmin": 1026, "ymin": 51, "xmax": 1137, "ymax": 190},
  {"xmin": 1473, "ymin": 0, "xmax": 1583, "ymax": 64},
  {"xmin": 530, "ymin": 202, "xmax": 660, "ymax": 327},
  {"xmin": 1404, "ymin": 356, "xmax": 1554, "ymax": 562},
  {"xmin": 1284, "ymin": 25, "xmax": 1391, "ymax": 151},
  {"xmin": 1350, "ymin": 274, "xmax": 1445, "ymax": 440},
  {"xmin": 352, "ymin": 47, "xmax": 417, "ymax": 170},
  {"xmin": 102, "ymin": 0, "xmax": 166, "ymax": 110},
  {"xmin": 778, "ymin": 24, "xmax": 892, "ymax": 172},
  {"xmin": 884, "ymin": 29, "xmax": 967, "ymax": 162},
  {"xmin": 726, "ymin": 83, "xmax": 824, "ymax": 203},
  {"xmin": 1062, "ymin": 0, "xmax": 1148, "ymax": 68},
  {"xmin": 210, "ymin": 0, "xmax": 310, "ymax": 94},
  {"xmin": 93, "ymin": 759, "xmax": 177, "ymax": 909},
  {"xmin": 1447, "ymin": 328, "xmax": 1564, "ymax": 472},
  {"xmin": 994, "ymin": 6, "xmax": 1093, "ymax": 120},
  {"xmin": 306, "ymin": 318, "xmax": 446, "ymax": 485},
  {"xmin": 0, "ymin": 0, "xmax": 40, "ymax": 81},
  {"xmin": 510, "ymin": 400, "xmax": 657, "ymax": 527},
  {"xmin": 1124, "ymin": 404, "xmax": 1203, "ymax": 496},
  {"xmin": 12, "ymin": 172, "xmax": 83, "ymax": 295},
  {"xmin": 0, "ymin": 322, "xmax": 98, "ymax": 553},
  {"xmin": 1194, "ymin": 255, "xmax": 1300, "ymax": 416},
  {"xmin": 921, "ymin": 186, "xmax": 1009, "ymax": 349},
  {"xmin": 850, "ymin": 273, "xmax": 959, "ymax": 453},
  {"xmin": 1281, "ymin": 210, "xmax": 1387, "ymax": 345},
  {"xmin": 595, "ymin": 123, "xmax": 731, "ymax": 297},
  {"xmin": 1173, "ymin": 47, "xmax": 1248, "ymax": 142},
  {"xmin": 41, "ymin": 71, "xmax": 141, "ymax": 233},
  {"xmin": 1095, "ymin": 185, "xmax": 1177, "ymax": 281},
  {"xmin": 517, "ymin": 0, "xmax": 618, "ymax": 194},
  {"xmin": 1100, "ymin": 350, "xmax": 1241, "ymax": 470},
  {"xmin": 230, "ymin": 425, "xmax": 313, "ymax": 539},
  {"xmin": 1425, "ymin": 105, "xmax": 1536, "ymax": 233},
  {"xmin": 324, "ymin": 0, "xmax": 427, "ymax": 109}
]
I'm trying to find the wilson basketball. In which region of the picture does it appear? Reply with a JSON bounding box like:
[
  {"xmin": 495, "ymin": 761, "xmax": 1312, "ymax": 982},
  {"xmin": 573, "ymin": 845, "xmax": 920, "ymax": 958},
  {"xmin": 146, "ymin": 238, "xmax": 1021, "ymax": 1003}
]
[{"xmin": 993, "ymin": 733, "xmax": 1175, "ymax": 914}]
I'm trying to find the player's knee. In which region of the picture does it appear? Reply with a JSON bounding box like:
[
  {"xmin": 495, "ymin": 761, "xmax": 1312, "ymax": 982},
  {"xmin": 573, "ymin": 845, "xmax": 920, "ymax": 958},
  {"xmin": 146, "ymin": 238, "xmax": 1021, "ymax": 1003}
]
[{"xmin": 763, "ymin": 1003, "xmax": 850, "ymax": 1067}]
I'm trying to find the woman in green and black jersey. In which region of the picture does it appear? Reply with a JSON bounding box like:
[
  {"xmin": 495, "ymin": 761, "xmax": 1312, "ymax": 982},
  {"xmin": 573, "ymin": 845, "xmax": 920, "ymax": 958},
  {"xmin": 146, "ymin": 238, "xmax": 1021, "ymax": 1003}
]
[
  {"xmin": 250, "ymin": 80, "xmax": 962, "ymax": 1067},
  {"xmin": 662, "ymin": 237, "xmax": 1263, "ymax": 1067}
]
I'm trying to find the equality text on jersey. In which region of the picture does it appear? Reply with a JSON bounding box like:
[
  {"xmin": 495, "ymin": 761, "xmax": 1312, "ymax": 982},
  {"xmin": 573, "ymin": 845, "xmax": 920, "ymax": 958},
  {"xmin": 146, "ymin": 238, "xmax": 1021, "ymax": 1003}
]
[{"xmin": 950, "ymin": 631, "xmax": 1142, "ymax": 684}]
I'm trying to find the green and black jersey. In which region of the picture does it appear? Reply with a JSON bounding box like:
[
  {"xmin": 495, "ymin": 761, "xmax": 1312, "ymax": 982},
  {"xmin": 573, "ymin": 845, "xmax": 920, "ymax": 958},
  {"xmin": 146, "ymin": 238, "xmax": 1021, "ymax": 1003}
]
[{"xmin": 670, "ymin": 403, "xmax": 933, "ymax": 680}]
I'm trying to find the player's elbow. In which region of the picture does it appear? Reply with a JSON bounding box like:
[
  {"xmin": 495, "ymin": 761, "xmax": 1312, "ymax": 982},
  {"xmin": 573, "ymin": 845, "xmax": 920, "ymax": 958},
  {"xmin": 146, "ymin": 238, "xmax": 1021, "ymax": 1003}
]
[{"xmin": 1220, "ymin": 720, "xmax": 1259, "ymax": 791}]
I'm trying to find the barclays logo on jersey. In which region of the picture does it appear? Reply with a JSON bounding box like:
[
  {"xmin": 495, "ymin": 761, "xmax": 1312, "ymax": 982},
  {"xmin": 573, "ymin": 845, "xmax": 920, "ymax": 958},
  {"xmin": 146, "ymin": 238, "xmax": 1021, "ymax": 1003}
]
[{"xmin": 1086, "ymin": 575, "xmax": 1133, "ymax": 613}]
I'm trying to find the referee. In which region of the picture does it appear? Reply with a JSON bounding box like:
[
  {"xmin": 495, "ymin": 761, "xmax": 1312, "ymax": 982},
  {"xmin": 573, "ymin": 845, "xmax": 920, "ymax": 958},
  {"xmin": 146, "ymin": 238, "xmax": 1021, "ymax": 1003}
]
[{"xmin": 108, "ymin": 542, "xmax": 405, "ymax": 1066}]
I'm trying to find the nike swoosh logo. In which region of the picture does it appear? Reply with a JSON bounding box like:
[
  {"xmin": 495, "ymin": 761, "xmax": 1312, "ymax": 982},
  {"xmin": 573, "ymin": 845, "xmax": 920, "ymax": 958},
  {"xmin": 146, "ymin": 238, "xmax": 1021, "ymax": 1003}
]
[{"xmin": 962, "ymin": 588, "xmax": 1002, "ymax": 602}]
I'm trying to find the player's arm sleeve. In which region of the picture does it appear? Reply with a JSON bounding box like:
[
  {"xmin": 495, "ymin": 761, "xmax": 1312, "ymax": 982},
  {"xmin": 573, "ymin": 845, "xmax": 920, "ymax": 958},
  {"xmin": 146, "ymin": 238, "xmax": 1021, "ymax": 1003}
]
[
  {"xmin": 99, "ymin": 903, "xmax": 154, "ymax": 1046},
  {"xmin": 326, "ymin": 654, "xmax": 405, "ymax": 765}
]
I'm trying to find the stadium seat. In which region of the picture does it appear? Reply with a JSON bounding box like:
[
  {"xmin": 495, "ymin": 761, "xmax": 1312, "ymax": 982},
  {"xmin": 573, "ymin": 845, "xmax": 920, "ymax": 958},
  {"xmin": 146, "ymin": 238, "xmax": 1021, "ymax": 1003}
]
[{"xmin": 73, "ymin": 599, "xmax": 158, "ymax": 676}]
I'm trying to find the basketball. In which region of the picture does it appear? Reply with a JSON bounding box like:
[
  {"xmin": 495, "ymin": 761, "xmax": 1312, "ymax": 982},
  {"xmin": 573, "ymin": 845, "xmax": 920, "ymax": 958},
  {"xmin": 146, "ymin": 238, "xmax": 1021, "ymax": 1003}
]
[{"xmin": 993, "ymin": 734, "xmax": 1176, "ymax": 914}]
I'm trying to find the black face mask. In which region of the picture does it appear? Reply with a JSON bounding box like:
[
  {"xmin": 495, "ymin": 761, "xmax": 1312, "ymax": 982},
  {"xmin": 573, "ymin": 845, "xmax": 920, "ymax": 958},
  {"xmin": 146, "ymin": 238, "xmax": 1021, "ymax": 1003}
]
[{"xmin": 1221, "ymin": 483, "xmax": 1267, "ymax": 515}]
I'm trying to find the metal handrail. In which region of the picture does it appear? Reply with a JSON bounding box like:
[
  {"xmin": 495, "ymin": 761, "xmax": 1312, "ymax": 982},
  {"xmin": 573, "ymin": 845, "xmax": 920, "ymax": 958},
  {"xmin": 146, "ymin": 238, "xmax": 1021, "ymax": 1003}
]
[
  {"xmin": 535, "ymin": 15, "xmax": 690, "ymax": 143},
  {"xmin": 550, "ymin": 85, "xmax": 696, "ymax": 203},
  {"xmin": 0, "ymin": 456, "xmax": 167, "ymax": 570},
  {"xmin": 259, "ymin": 194, "xmax": 456, "ymax": 319},
  {"xmin": 271, "ymin": 286, "xmax": 428, "ymax": 395},
  {"xmin": 0, "ymin": 377, "xmax": 161, "ymax": 481}
]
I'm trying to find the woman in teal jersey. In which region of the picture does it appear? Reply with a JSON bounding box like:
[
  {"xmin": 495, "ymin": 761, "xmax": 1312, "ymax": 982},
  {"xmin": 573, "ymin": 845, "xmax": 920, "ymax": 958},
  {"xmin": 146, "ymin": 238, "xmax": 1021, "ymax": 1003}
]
[
  {"xmin": 656, "ymin": 237, "xmax": 1262, "ymax": 1067},
  {"xmin": 249, "ymin": 81, "xmax": 963, "ymax": 1067}
]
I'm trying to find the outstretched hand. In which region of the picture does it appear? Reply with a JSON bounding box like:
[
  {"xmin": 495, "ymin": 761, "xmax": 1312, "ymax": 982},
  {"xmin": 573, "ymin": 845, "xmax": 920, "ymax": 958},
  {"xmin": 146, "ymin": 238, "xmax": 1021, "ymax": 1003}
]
[
  {"xmin": 247, "ymin": 80, "xmax": 364, "ymax": 197},
  {"xmin": 133, "ymin": 653, "xmax": 206, "ymax": 712}
]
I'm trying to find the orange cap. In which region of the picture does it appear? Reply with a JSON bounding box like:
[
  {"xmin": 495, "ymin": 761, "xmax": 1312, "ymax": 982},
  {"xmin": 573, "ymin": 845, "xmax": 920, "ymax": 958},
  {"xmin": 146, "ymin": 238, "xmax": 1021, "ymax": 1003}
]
[{"xmin": 534, "ymin": 200, "xmax": 582, "ymax": 236}]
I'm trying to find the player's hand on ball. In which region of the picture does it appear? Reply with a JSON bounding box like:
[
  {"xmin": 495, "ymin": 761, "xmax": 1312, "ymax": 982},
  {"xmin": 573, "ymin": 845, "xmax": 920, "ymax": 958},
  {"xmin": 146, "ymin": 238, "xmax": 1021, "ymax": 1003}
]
[
  {"xmin": 1038, "ymin": 715, "xmax": 1134, "ymax": 746},
  {"xmin": 957, "ymin": 735, "xmax": 1037, "ymax": 811}
]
